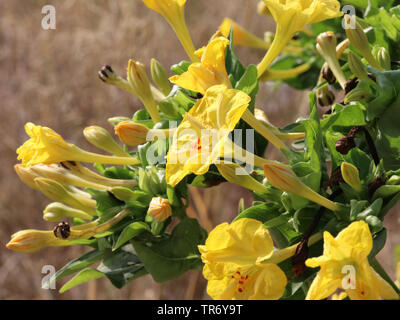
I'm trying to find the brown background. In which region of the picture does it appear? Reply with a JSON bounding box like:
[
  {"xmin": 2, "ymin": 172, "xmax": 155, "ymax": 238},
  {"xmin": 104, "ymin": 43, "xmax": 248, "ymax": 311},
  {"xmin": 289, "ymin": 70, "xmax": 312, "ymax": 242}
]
[{"xmin": 0, "ymin": 0, "xmax": 398, "ymax": 299}]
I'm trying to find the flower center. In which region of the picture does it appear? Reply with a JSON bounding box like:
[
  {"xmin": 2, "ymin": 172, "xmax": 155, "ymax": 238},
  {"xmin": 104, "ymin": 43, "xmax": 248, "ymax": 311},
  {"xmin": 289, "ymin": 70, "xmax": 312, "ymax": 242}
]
[{"xmin": 231, "ymin": 269, "xmax": 252, "ymax": 293}]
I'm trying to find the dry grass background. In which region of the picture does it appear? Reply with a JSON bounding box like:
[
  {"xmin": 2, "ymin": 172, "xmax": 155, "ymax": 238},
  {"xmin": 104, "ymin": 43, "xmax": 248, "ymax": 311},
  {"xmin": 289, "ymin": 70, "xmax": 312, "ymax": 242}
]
[{"xmin": 0, "ymin": 0, "xmax": 398, "ymax": 300}]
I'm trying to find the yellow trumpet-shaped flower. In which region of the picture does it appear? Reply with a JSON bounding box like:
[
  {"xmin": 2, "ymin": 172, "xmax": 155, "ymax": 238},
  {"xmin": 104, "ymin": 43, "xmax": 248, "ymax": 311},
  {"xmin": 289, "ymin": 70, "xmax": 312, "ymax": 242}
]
[
  {"xmin": 17, "ymin": 123, "xmax": 140, "ymax": 167},
  {"xmin": 198, "ymin": 218, "xmax": 287, "ymax": 300},
  {"xmin": 306, "ymin": 221, "xmax": 399, "ymax": 300},
  {"xmin": 142, "ymin": 0, "xmax": 198, "ymax": 62},
  {"xmin": 219, "ymin": 18, "xmax": 270, "ymax": 50},
  {"xmin": 257, "ymin": 0, "xmax": 342, "ymax": 76},
  {"xmin": 166, "ymin": 85, "xmax": 251, "ymax": 187},
  {"xmin": 6, "ymin": 229, "xmax": 72, "ymax": 253},
  {"xmin": 169, "ymin": 37, "xmax": 232, "ymax": 95},
  {"xmin": 263, "ymin": 161, "xmax": 340, "ymax": 211},
  {"xmin": 341, "ymin": 162, "xmax": 362, "ymax": 192}
]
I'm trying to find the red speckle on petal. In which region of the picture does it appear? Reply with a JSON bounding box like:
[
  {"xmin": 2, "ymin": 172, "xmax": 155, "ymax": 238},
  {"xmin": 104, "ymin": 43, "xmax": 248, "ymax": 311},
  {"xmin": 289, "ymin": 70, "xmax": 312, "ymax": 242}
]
[{"xmin": 238, "ymin": 288, "xmax": 243, "ymax": 293}]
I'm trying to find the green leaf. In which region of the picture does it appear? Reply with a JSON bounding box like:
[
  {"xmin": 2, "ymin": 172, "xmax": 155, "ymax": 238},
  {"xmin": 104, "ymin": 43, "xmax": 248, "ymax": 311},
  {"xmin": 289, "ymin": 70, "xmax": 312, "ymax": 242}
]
[
  {"xmin": 113, "ymin": 222, "xmax": 150, "ymax": 251},
  {"xmin": 321, "ymin": 103, "xmax": 366, "ymax": 132},
  {"xmin": 132, "ymin": 218, "xmax": 206, "ymax": 282},
  {"xmin": 59, "ymin": 268, "xmax": 104, "ymax": 293},
  {"xmin": 97, "ymin": 245, "xmax": 147, "ymax": 288},
  {"xmin": 234, "ymin": 202, "xmax": 281, "ymax": 223},
  {"xmin": 225, "ymin": 28, "xmax": 246, "ymax": 85},
  {"xmin": 51, "ymin": 249, "xmax": 104, "ymax": 285},
  {"xmin": 86, "ymin": 188, "xmax": 124, "ymax": 216},
  {"xmin": 171, "ymin": 61, "xmax": 191, "ymax": 75}
]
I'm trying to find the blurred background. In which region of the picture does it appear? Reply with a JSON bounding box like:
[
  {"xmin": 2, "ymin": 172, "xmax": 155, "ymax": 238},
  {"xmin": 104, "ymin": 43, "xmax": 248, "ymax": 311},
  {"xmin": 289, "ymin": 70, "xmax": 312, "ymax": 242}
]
[{"xmin": 0, "ymin": 0, "xmax": 398, "ymax": 299}]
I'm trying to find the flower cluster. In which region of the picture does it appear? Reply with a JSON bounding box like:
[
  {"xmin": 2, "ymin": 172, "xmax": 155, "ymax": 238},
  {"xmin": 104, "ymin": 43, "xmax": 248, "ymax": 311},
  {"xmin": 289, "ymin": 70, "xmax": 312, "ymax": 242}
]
[{"xmin": 7, "ymin": 0, "xmax": 400, "ymax": 300}]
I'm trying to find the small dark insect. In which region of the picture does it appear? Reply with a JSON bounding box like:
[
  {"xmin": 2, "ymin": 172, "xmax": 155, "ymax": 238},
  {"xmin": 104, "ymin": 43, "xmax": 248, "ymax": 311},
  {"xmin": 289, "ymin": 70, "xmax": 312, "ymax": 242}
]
[{"xmin": 53, "ymin": 221, "xmax": 70, "ymax": 239}]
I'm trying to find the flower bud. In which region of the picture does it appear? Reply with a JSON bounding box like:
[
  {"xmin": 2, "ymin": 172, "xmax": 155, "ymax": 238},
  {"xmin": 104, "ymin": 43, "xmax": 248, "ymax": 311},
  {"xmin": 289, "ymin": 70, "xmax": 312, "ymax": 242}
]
[
  {"xmin": 347, "ymin": 51, "xmax": 370, "ymax": 83},
  {"xmin": 115, "ymin": 121, "xmax": 149, "ymax": 146},
  {"xmin": 110, "ymin": 187, "xmax": 140, "ymax": 202},
  {"xmin": 344, "ymin": 84, "xmax": 372, "ymax": 104},
  {"xmin": 83, "ymin": 126, "xmax": 130, "ymax": 157},
  {"xmin": 151, "ymin": 58, "xmax": 171, "ymax": 96},
  {"xmin": 341, "ymin": 162, "xmax": 362, "ymax": 192},
  {"xmin": 257, "ymin": 1, "xmax": 270, "ymax": 15},
  {"xmin": 6, "ymin": 229, "xmax": 70, "ymax": 253},
  {"xmin": 43, "ymin": 202, "xmax": 93, "ymax": 222},
  {"xmin": 107, "ymin": 116, "xmax": 131, "ymax": 127},
  {"xmin": 264, "ymin": 161, "xmax": 340, "ymax": 211},
  {"xmin": 127, "ymin": 59, "xmax": 161, "ymax": 123},
  {"xmin": 34, "ymin": 178, "xmax": 97, "ymax": 216},
  {"xmin": 147, "ymin": 197, "xmax": 172, "ymax": 222},
  {"xmin": 316, "ymin": 32, "xmax": 347, "ymax": 89},
  {"xmin": 14, "ymin": 164, "xmax": 40, "ymax": 190},
  {"xmin": 376, "ymin": 47, "xmax": 391, "ymax": 71},
  {"xmin": 344, "ymin": 15, "xmax": 382, "ymax": 70},
  {"xmin": 317, "ymin": 85, "xmax": 335, "ymax": 107},
  {"xmin": 216, "ymin": 162, "xmax": 269, "ymax": 194}
]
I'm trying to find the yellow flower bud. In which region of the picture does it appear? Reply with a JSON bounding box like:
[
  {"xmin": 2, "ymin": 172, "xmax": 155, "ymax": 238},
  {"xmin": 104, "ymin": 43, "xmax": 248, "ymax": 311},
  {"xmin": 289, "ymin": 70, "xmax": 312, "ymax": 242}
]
[
  {"xmin": 340, "ymin": 162, "xmax": 362, "ymax": 192},
  {"xmin": 147, "ymin": 197, "xmax": 172, "ymax": 222},
  {"xmin": 257, "ymin": 1, "xmax": 270, "ymax": 16},
  {"xmin": 6, "ymin": 229, "xmax": 71, "ymax": 253},
  {"xmin": 83, "ymin": 125, "xmax": 130, "ymax": 157},
  {"xmin": 115, "ymin": 121, "xmax": 149, "ymax": 146},
  {"xmin": 14, "ymin": 164, "xmax": 40, "ymax": 190},
  {"xmin": 263, "ymin": 161, "xmax": 340, "ymax": 211},
  {"xmin": 127, "ymin": 59, "xmax": 161, "ymax": 123},
  {"xmin": 316, "ymin": 32, "xmax": 347, "ymax": 89},
  {"xmin": 150, "ymin": 58, "xmax": 171, "ymax": 96},
  {"xmin": 34, "ymin": 178, "xmax": 97, "ymax": 216},
  {"xmin": 344, "ymin": 15, "xmax": 382, "ymax": 70},
  {"xmin": 43, "ymin": 202, "xmax": 93, "ymax": 222},
  {"xmin": 215, "ymin": 161, "xmax": 269, "ymax": 194}
]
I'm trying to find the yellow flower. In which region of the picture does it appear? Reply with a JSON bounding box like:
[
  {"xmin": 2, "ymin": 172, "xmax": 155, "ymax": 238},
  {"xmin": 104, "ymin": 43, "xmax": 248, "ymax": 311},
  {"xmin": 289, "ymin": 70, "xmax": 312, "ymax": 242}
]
[
  {"xmin": 257, "ymin": 0, "xmax": 342, "ymax": 76},
  {"xmin": 219, "ymin": 18, "xmax": 270, "ymax": 50},
  {"xmin": 396, "ymin": 262, "xmax": 400, "ymax": 288},
  {"xmin": 6, "ymin": 229, "xmax": 72, "ymax": 253},
  {"xmin": 166, "ymin": 85, "xmax": 251, "ymax": 187},
  {"xmin": 17, "ymin": 123, "xmax": 140, "ymax": 166},
  {"xmin": 306, "ymin": 221, "xmax": 399, "ymax": 300},
  {"xmin": 142, "ymin": 0, "xmax": 198, "ymax": 62},
  {"xmin": 263, "ymin": 161, "xmax": 340, "ymax": 211},
  {"xmin": 169, "ymin": 37, "xmax": 232, "ymax": 95},
  {"xmin": 147, "ymin": 197, "xmax": 172, "ymax": 222},
  {"xmin": 198, "ymin": 218, "xmax": 287, "ymax": 300}
]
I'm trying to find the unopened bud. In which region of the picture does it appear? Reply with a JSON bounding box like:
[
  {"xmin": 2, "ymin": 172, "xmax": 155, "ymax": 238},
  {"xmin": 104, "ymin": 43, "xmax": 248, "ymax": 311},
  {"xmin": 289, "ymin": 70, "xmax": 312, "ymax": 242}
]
[
  {"xmin": 147, "ymin": 197, "xmax": 172, "ymax": 222},
  {"xmin": 344, "ymin": 15, "xmax": 382, "ymax": 70},
  {"xmin": 43, "ymin": 202, "xmax": 93, "ymax": 222},
  {"xmin": 344, "ymin": 82, "xmax": 372, "ymax": 104},
  {"xmin": 83, "ymin": 126, "xmax": 130, "ymax": 157},
  {"xmin": 216, "ymin": 162, "xmax": 269, "ymax": 194},
  {"xmin": 317, "ymin": 85, "xmax": 335, "ymax": 107},
  {"xmin": 34, "ymin": 178, "xmax": 97, "ymax": 216},
  {"xmin": 263, "ymin": 161, "xmax": 340, "ymax": 211},
  {"xmin": 348, "ymin": 51, "xmax": 369, "ymax": 82},
  {"xmin": 316, "ymin": 32, "xmax": 347, "ymax": 89},
  {"xmin": 127, "ymin": 59, "xmax": 161, "ymax": 123},
  {"xmin": 110, "ymin": 187, "xmax": 141, "ymax": 202},
  {"xmin": 115, "ymin": 121, "xmax": 149, "ymax": 146},
  {"xmin": 151, "ymin": 58, "xmax": 171, "ymax": 96},
  {"xmin": 107, "ymin": 116, "xmax": 131, "ymax": 127},
  {"xmin": 257, "ymin": 1, "xmax": 270, "ymax": 15},
  {"xmin": 376, "ymin": 47, "xmax": 391, "ymax": 71},
  {"xmin": 341, "ymin": 162, "xmax": 362, "ymax": 192},
  {"xmin": 14, "ymin": 164, "xmax": 40, "ymax": 190}
]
